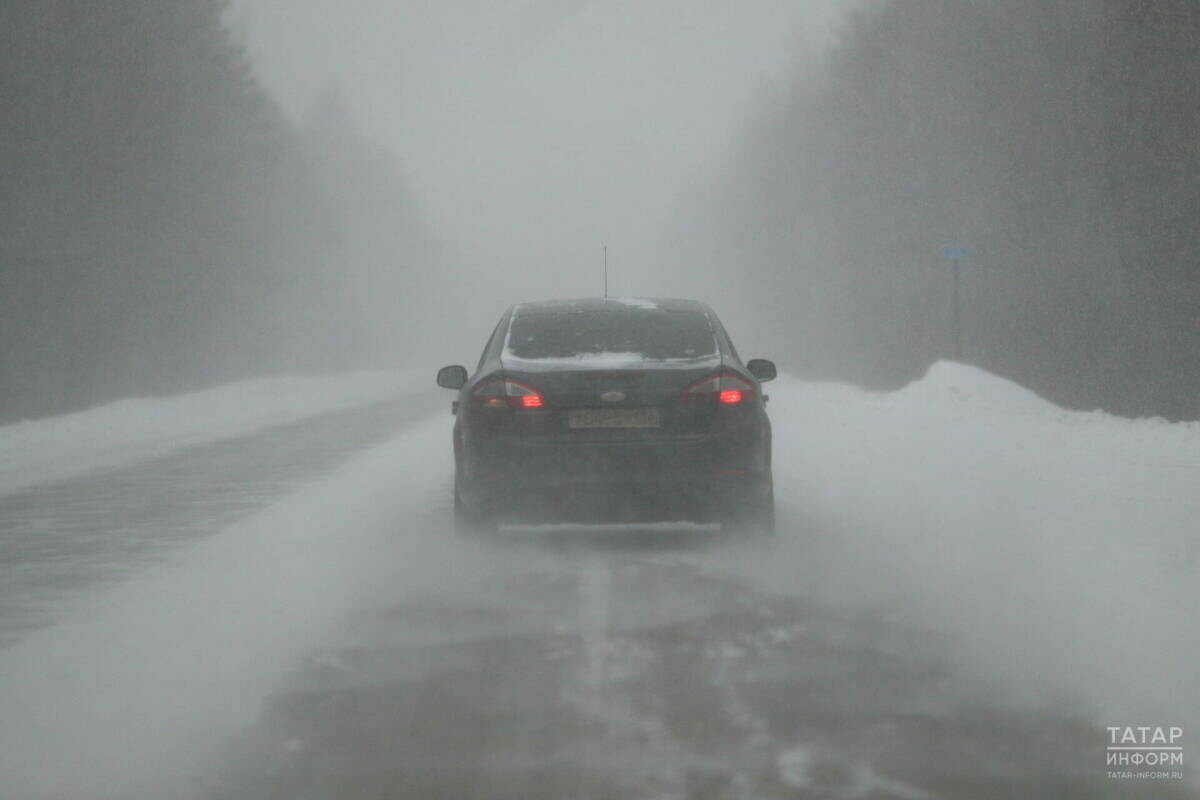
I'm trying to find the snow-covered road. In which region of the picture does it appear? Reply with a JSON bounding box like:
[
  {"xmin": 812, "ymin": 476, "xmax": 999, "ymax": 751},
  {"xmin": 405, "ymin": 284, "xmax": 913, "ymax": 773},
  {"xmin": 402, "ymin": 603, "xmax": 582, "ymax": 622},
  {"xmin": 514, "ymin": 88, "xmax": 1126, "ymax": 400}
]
[
  {"xmin": 0, "ymin": 364, "xmax": 1196, "ymax": 798},
  {"xmin": 0, "ymin": 394, "xmax": 437, "ymax": 648},
  {"xmin": 0, "ymin": 371, "xmax": 419, "ymax": 497}
]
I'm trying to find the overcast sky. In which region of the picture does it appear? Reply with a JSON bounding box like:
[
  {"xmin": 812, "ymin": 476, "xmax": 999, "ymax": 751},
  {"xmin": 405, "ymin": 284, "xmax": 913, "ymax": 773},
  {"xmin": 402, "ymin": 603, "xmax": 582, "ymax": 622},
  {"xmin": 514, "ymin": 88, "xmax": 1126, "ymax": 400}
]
[{"xmin": 228, "ymin": 1, "xmax": 843, "ymax": 299}]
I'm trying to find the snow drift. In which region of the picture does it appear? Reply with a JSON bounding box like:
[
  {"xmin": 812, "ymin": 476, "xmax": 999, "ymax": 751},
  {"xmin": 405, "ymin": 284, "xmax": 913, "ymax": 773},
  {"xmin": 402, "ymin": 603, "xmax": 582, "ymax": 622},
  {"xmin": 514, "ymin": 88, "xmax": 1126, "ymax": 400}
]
[{"xmin": 749, "ymin": 361, "xmax": 1200, "ymax": 737}]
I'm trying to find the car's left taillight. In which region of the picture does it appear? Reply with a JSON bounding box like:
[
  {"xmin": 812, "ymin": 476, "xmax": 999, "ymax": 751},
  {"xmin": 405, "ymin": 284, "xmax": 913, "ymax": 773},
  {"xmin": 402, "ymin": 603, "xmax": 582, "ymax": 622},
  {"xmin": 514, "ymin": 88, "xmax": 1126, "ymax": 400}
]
[{"xmin": 471, "ymin": 377, "xmax": 545, "ymax": 409}]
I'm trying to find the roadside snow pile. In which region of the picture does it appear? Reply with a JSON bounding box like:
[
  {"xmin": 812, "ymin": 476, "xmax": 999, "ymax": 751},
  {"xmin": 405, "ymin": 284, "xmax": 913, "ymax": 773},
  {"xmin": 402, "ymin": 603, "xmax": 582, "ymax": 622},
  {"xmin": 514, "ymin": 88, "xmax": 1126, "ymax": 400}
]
[
  {"xmin": 891, "ymin": 360, "xmax": 1064, "ymax": 416},
  {"xmin": 0, "ymin": 370, "xmax": 419, "ymax": 496},
  {"xmin": 756, "ymin": 360, "xmax": 1200, "ymax": 730}
]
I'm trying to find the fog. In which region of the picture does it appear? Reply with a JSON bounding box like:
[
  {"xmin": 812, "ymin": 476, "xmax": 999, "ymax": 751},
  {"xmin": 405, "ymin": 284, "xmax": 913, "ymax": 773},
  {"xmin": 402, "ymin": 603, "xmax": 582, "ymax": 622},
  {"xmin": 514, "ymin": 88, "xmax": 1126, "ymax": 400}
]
[
  {"xmin": 5, "ymin": 2, "xmax": 1197, "ymax": 416},
  {"xmin": 2, "ymin": 2, "xmax": 1198, "ymax": 797},
  {"xmin": 228, "ymin": 0, "xmax": 845, "ymax": 357}
]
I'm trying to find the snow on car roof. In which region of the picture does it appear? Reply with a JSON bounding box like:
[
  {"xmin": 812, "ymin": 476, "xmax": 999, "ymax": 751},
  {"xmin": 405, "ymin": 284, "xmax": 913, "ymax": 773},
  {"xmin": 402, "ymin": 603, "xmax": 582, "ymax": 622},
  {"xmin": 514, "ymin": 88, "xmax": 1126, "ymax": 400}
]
[
  {"xmin": 609, "ymin": 297, "xmax": 659, "ymax": 310},
  {"xmin": 501, "ymin": 298, "xmax": 718, "ymax": 366},
  {"xmin": 511, "ymin": 297, "xmax": 706, "ymax": 315},
  {"xmin": 499, "ymin": 351, "xmax": 714, "ymax": 369}
]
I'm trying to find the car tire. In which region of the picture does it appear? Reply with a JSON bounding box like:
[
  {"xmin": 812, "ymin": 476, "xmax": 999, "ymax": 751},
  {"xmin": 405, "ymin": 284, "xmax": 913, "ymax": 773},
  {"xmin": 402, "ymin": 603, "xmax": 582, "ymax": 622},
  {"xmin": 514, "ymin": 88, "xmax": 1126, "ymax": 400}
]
[
  {"xmin": 722, "ymin": 481, "xmax": 775, "ymax": 539},
  {"xmin": 453, "ymin": 480, "xmax": 497, "ymax": 537},
  {"xmin": 756, "ymin": 484, "xmax": 777, "ymax": 537}
]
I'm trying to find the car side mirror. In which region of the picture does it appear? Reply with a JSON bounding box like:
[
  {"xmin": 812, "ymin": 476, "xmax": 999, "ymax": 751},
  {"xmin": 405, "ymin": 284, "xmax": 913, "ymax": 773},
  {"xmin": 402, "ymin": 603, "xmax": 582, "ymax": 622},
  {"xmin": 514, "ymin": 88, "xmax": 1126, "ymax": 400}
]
[
  {"xmin": 747, "ymin": 359, "xmax": 777, "ymax": 382},
  {"xmin": 437, "ymin": 365, "xmax": 468, "ymax": 390}
]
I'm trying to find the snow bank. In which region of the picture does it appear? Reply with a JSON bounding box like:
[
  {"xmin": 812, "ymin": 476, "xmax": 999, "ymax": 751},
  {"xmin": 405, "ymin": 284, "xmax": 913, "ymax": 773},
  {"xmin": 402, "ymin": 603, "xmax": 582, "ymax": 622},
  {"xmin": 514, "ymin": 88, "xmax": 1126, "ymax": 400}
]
[
  {"xmin": 0, "ymin": 370, "xmax": 420, "ymax": 496},
  {"xmin": 751, "ymin": 360, "xmax": 1200, "ymax": 735},
  {"xmin": 892, "ymin": 360, "xmax": 1064, "ymax": 416}
]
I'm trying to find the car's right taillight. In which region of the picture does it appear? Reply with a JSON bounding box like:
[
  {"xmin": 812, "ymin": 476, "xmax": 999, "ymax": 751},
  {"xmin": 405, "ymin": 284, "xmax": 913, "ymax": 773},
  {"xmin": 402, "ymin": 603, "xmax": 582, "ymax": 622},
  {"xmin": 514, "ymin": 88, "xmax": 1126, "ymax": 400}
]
[
  {"xmin": 680, "ymin": 373, "xmax": 755, "ymax": 405},
  {"xmin": 471, "ymin": 377, "xmax": 545, "ymax": 409}
]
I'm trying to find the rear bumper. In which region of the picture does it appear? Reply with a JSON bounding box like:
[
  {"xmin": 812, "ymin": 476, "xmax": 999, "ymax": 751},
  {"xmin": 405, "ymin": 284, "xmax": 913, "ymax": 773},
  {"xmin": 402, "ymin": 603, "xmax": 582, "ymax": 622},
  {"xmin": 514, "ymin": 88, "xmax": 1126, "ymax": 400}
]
[{"xmin": 458, "ymin": 431, "xmax": 770, "ymax": 523}]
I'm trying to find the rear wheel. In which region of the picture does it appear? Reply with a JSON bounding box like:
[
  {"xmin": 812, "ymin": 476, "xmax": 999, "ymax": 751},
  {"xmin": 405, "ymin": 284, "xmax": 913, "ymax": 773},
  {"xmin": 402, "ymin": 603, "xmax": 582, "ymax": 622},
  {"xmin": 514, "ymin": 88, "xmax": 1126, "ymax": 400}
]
[
  {"xmin": 722, "ymin": 482, "xmax": 775, "ymax": 538},
  {"xmin": 756, "ymin": 484, "xmax": 777, "ymax": 536},
  {"xmin": 453, "ymin": 479, "xmax": 498, "ymax": 537}
]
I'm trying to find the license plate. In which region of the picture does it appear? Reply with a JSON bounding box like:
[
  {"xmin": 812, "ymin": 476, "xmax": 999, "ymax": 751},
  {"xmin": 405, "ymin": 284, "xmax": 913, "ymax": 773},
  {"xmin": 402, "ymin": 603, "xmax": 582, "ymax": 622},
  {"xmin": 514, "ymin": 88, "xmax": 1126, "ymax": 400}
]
[{"xmin": 567, "ymin": 407, "xmax": 661, "ymax": 429}]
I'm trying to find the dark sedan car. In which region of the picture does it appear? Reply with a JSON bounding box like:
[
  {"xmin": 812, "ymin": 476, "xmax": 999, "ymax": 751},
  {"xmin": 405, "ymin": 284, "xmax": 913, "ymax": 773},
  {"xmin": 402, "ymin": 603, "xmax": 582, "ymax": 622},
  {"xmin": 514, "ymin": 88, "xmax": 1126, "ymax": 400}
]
[{"xmin": 437, "ymin": 298, "xmax": 775, "ymax": 534}]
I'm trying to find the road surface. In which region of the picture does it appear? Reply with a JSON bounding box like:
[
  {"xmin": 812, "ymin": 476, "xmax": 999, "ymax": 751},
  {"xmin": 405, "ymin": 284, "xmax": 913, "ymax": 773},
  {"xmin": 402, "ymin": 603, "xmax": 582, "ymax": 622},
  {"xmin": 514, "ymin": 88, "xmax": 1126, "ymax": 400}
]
[{"xmin": 0, "ymin": 386, "xmax": 1192, "ymax": 799}]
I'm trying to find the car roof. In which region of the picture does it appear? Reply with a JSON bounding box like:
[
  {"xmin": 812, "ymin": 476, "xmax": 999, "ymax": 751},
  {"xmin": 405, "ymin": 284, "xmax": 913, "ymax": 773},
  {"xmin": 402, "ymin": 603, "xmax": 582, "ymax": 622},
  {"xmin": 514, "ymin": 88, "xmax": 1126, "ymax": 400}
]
[{"xmin": 510, "ymin": 297, "xmax": 710, "ymax": 315}]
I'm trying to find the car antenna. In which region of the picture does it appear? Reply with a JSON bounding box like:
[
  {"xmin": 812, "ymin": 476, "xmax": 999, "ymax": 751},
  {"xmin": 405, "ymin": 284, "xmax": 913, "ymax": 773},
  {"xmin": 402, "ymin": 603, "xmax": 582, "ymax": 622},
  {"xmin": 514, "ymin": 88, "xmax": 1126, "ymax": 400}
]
[{"xmin": 603, "ymin": 244, "xmax": 608, "ymax": 298}]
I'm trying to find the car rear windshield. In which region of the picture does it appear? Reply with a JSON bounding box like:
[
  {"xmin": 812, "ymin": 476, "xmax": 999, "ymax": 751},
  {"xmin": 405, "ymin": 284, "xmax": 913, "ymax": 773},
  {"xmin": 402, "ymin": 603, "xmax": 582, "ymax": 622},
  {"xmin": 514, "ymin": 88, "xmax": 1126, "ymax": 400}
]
[{"xmin": 506, "ymin": 309, "xmax": 716, "ymax": 361}]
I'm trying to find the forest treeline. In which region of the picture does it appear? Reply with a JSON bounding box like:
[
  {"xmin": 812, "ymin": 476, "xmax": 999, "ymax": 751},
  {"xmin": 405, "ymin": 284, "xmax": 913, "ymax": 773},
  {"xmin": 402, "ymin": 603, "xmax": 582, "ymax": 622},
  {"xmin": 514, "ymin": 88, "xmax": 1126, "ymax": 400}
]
[
  {"xmin": 692, "ymin": 0, "xmax": 1199, "ymax": 419},
  {"xmin": 0, "ymin": 0, "xmax": 429, "ymax": 422}
]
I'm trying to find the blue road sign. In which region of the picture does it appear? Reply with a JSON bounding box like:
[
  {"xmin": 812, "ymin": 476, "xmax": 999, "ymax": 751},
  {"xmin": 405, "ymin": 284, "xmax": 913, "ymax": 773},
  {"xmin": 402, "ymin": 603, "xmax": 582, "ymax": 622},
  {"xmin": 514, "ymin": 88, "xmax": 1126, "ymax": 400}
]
[{"xmin": 943, "ymin": 246, "xmax": 968, "ymax": 258}]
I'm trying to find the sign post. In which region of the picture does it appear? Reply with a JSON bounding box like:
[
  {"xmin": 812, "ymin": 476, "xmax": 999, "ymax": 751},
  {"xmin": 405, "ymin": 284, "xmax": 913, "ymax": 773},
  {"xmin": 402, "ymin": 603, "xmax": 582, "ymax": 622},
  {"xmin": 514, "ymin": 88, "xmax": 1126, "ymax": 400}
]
[{"xmin": 942, "ymin": 246, "xmax": 969, "ymax": 361}]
